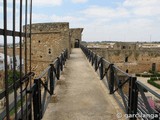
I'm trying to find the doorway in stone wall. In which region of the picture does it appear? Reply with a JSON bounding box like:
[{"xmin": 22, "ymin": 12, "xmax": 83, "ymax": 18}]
[{"xmin": 75, "ymin": 39, "xmax": 80, "ymax": 48}]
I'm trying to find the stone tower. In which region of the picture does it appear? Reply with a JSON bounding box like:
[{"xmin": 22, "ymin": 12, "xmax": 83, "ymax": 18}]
[
  {"xmin": 70, "ymin": 28, "xmax": 83, "ymax": 48},
  {"xmin": 26, "ymin": 22, "xmax": 70, "ymax": 76}
]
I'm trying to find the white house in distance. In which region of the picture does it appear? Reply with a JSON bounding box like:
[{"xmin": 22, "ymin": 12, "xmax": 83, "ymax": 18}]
[{"xmin": 10, "ymin": 56, "xmax": 24, "ymax": 70}]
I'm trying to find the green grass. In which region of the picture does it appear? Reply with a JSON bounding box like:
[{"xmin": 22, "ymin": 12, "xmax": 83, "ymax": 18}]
[{"xmin": 136, "ymin": 73, "xmax": 160, "ymax": 77}]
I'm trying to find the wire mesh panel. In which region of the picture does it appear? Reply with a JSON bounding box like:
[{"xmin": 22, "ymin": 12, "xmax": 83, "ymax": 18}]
[{"xmin": 0, "ymin": 0, "xmax": 33, "ymax": 119}]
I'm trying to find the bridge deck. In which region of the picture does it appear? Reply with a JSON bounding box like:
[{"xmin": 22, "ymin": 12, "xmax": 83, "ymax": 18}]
[{"xmin": 43, "ymin": 48, "xmax": 119, "ymax": 120}]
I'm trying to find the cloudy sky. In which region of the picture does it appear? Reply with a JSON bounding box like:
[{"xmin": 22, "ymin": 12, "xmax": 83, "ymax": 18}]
[{"xmin": 1, "ymin": 0, "xmax": 160, "ymax": 42}]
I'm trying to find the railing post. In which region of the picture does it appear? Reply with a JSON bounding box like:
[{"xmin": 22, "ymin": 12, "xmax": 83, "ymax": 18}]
[
  {"xmin": 86, "ymin": 49, "xmax": 88, "ymax": 58},
  {"xmin": 89, "ymin": 51, "xmax": 91, "ymax": 62},
  {"xmin": 60, "ymin": 53, "xmax": 63, "ymax": 71},
  {"xmin": 99, "ymin": 58, "xmax": 104, "ymax": 80},
  {"xmin": 57, "ymin": 57, "xmax": 60, "ymax": 80},
  {"xmin": 66, "ymin": 49, "xmax": 69, "ymax": 59},
  {"xmin": 33, "ymin": 78, "xmax": 42, "ymax": 120},
  {"xmin": 87, "ymin": 49, "xmax": 90, "ymax": 58},
  {"xmin": 86, "ymin": 48, "xmax": 88, "ymax": 57},
  {"xmin": 90, "ymin": 51, "xmax": 92, "ymax": 62},
  {"xmin": 128, "ymin": 77, "xmax": 138, "ymax": 120},
  {"xmin": 50, "ymin": 64, "xmax": 54, "ymax": 95},
  {"xmin": 109, "ymin": 64, "xmax": 114, "ymax": 94},
  {"xmin": 91, "ymin": 53, "xmax": 94, "ymax": 66},
  {"xmin": 64, "ymin": 49, "xmax": 67, "ymax": 62},
  {"xmin": 94, "ymin": 54, "xmax": 97, "ymax": 71}
]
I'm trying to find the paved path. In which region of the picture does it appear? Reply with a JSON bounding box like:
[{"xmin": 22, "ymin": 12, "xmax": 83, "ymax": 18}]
[
  {"xmin": 137, "ymin": 77, "xmax": 160, "ymax": 94},
  {"xmin": 43, "ymin": 48, "xmax": 118, "ymax": 120}
]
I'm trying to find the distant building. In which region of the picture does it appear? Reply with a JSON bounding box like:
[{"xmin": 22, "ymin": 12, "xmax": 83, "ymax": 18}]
[
  {"xmin": 10, "ymin": 55, "xmax": 24, "ymax": 70},
  {"xmin": 141, "ymin": 43, "xmax": 160, "ymax": 48},
  {"xmin": 87, "ymin": 43, "xmax": 115, "ymax": 49},
  {"xmin": 0, "ymin": 53, "xmax": 23, "ymax": 71},
  {"xmin": 113, "ymin": 42, "xmax": 139, "ymax": 50}
]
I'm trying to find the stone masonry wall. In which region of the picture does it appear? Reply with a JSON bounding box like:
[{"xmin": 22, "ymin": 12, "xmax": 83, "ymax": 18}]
[
  {"xmin": 25, "ymin": 23, "xmax": 83, "ymax": 77},
  {"xmin": 89, "ymin": 48, "xmax": 160, "ymax": 74},
  {"xmin": 70, "ymin": 28, "xmax": 83, "ymax": 48},
  {"xmin": 26, "ymin": 22, "xmax": 70, "ymax": 77}
]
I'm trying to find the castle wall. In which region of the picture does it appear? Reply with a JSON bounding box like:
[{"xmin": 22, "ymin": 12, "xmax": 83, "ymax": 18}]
[
  {"xmin": 70, "ymin": 28, "xmax": 83, "ymax": 48},
  {"xmin": 26, "ymin": 22, "xmax": 70, "ymax": 77},
  {"xmin": 24, "ymin": 23, "xmax": 83, "ymax": 77},
  {"xmin": 89, "ymin": 48, "xmax": 160, "ymax": 74}
]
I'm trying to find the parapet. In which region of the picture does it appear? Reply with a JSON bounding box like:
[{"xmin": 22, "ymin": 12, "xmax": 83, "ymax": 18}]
[
  {"xmin": 70, "ymin": 28, "xmax": 83, "ymax": 34},
  {"xmin": 26, "ymin": 22, "xmax": 69, "ymax": 33}
]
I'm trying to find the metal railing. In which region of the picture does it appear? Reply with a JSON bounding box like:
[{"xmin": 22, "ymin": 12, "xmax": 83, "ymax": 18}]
[
  {"xmin": 33, "ymin": 49, "xmax": 68, "ymax": 120},
  {"xmin": 0, "ymin": 0, "xmax": 33, "ymax": 120},
  {"xmin": 0, "ymin": 48, "xmax": 68, "ymax": 120},
  {"xmin": 0, "ymin": 1, "xmax": 69, "ymax": 119},
  {"xmin": 81, "ymin": 45, "xmax": 160, "ymax": 120}
]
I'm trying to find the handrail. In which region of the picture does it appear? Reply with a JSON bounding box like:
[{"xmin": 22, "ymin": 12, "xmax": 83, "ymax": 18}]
[
  {"xmin": 80, "ymin": 44, "xmax": 160, "ymax": 120},
  {"xmin": 136, "ymin": 81, "xmax": 160, "ymax": 99},
  {"xmin": 0, "ymin": 49, "xmax": 68, "ymax": 120},
  {"xmin": 32, "ymin": 49, "xmax": 68, "ymax": 120},
  {"xmin": 0, "ymin": 72, "xmax": 35, "ymax": 120}
]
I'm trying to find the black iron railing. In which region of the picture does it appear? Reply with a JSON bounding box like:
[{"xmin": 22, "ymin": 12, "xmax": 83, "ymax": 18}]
[
  {"xmin": 81, "ymin": 45, "xmax": 160, "ymax": 120},
  {"xmin": 0, "ymin": 48, "xmax": 68, "ymax": 120},
  {"xmin": 0, "ymin": 0, "xmax": 33, "ymax": 120},
  {"xmin": 0, "ymin": 1, "xmax": 69, "ymax": 119},
  {"xmin": 33, "ymin": 49, "xmax": 68, "ymax": 120}
]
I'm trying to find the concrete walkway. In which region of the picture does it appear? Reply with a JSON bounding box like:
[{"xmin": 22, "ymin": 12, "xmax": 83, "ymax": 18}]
[{"xmin": 43, "ymin": 48, "xmax": 118, "ymax": 120}]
